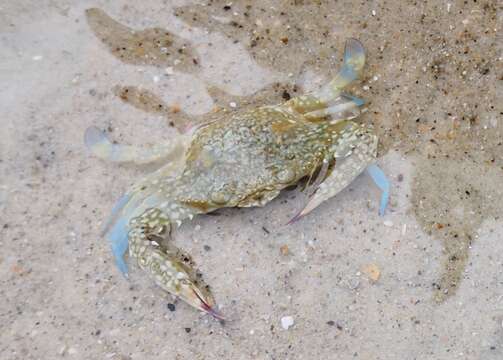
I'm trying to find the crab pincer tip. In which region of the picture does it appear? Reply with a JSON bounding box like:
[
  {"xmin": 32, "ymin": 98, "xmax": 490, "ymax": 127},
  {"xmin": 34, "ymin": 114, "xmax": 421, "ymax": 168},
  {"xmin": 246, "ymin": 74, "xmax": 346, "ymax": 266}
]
[
  {"xmin": 202, "ymin": 303, "xmax": 226, "ymax": 321},
  {"xmin": 286, "ymin": 214, "xmax": 301, "ymax": 225}
]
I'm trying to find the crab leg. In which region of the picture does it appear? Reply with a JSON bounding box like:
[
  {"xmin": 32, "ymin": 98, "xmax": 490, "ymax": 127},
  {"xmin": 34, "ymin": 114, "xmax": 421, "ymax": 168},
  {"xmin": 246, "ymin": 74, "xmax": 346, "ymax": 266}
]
[
  {"xmin": 290, "ymin": 123, "xmax": 386, "ymax": 221},
  {"xmin": 315, "ymin": 38, "xmax": 366, "ymax": 103},
  {"xmin": 102, "ymin": 158, "xmax": 192, "ymax": 276},
  {"xmin": 128, "ymin": 207, "xmax": 223, "ymax": 319},
  {"xmin": 366, "ymin": 164, "xmax": 390, "ymax": 216},
  {"xmin": 84, "ymin": 126, "xmax": 188, "ymax": 165},
  {"xmin": 304, "ymin": 97, "xmax": 361, "ymax": 121},
  {"xmin": 286, "ymin": 38, "xmax": 366, "ymax": 120}
]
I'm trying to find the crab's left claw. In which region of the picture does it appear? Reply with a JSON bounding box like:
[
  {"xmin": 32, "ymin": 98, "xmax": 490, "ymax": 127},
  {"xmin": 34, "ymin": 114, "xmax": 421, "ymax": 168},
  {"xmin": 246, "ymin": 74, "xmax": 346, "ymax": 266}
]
[
  {"xmin": 177, "ymin": 279, "xmax": 225, "ymax": 320},
  {"xmin": 366, "ymin": 164, "xmax": 390, "ymax": 216}
]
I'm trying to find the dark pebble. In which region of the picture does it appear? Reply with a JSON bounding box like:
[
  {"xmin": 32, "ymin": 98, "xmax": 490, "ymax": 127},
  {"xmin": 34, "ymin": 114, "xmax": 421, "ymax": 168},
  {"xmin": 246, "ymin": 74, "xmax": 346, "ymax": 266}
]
[
  {"xmin": 397, "ymin": 174, "xmax": 404, "ymax": 182},
  {"xmin": 203, "ymin": 245, "xmax": 211, "ymax": 251},
  {"xmin": 326, "ymin": 320, "xmax": 335, "ymax": 326},
  {"xmin": 184, "ymin": 327, "xmax": 191, "ymax": 333},
  {"xmin": 282, "ymin": 90, "xmax": 291, "ymax": 100},
  {"xmin": 167, "ymin": 303, "xmax": 176, "ymax": 312}
]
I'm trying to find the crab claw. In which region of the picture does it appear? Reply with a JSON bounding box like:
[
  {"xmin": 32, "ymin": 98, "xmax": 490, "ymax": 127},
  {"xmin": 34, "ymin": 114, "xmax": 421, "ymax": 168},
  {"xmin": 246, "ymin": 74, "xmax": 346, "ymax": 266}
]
[
  {"xmin": 286, "ymin": 211, "xmax": 304, "ymax": 225},
  {"xmin": 286, "ymin": 195, "xmax": 320, "ymax": 225},
  {"xmin": 177, "ymin": 279, "xmax": 225, "ymax": 320}
]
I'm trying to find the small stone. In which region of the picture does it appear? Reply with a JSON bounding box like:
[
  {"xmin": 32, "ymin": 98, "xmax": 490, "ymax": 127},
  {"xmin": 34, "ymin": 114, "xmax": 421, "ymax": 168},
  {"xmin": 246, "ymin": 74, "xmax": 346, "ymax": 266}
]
[
  {"xmin": 327, "ymin": 320, "xmax": 335, "ymax": 326},
  {"xmin": 167, "ymin": 303, "xmax": 176, "ymax": 312},
  {"xmin": 229, "ymin": 102, "xmax": 237, "ymax": 108},
  {"xmin": 397, "ymin": 174, "xmax": 404, "ymax": 182},
  {"xmin": 281, "ymin": 316, "xmax": 294, "ymax": 330},
  {"xmin": 184, "ymin": 327, "xmax": 191, "ymax": 333},
  {"xmin": 58, "ymin": 345, "xmax": 67, "ymax": 355},
  {"xmin": 169, "ymin": 104, "xmax": 181, "ymax": 113},
  {"xmin": 362, "ymin": 263, "xmax": 381, "ymax": 282},
  {"xmin": 203, "ymin": 245, "xmax": 211, "ymax": 251},
  {"xmin": 281, "ymin": 90, "xmax": 291, "ymax": 100},
  {"xmin": 11, "ymin": 264, "xmax": 24, "ymax": 274},
  {"xmin": 383, "ymin": 220, "xmax": 393, "ymax": 227},
  {"xmin": 280, "ymin": 244, "xmax": 289, "ymax": 256},
  {"xmin": 165, "ymin": 66, "xmax": 174, "ymax": 75},
  {"xmin": 32, "ymin": 55, "xmax": 43, "ymax": 61}
]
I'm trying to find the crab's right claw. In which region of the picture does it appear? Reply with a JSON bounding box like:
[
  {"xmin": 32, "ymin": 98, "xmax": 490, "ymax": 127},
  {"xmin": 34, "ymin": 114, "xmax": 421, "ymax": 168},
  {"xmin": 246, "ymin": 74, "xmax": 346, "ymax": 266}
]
[{"xmin": 366, "ymin": 164, "xmax": 390, "ymax": 216}]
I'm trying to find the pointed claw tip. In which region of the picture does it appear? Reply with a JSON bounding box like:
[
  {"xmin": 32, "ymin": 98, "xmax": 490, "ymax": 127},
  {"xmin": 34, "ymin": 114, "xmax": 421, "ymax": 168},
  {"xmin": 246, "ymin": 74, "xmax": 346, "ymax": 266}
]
[
  {"xmin": 286, "ymin": 213, "xmax": 302, "ymax": 225},
  {"xmin": 202, "ymin": 303, "xmax": 226, "ymax": 321},
  {"xmin": 190, "ymin": 287, "xmax": 225, "ymax": 321},
  {"xmin": 379, "ymin": 197, "xmax": 388, "ymax": 217}
]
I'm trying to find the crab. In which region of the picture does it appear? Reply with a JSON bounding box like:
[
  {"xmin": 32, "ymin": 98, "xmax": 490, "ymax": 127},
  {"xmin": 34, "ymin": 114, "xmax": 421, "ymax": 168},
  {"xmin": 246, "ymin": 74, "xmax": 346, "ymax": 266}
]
[{"xmin": 85, "ymin": 39, "xmax": 389, "ymax": 319}]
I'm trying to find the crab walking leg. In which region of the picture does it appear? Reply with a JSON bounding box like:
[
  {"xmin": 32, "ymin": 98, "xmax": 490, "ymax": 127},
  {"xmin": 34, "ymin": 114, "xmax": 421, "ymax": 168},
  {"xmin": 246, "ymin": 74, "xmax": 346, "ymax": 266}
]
[
  {"xmin": 84, "ymin": 126, "xmax": 188, "ymax": 165},
  {"xmin": 293, "ymin": 125, "xmax": 378, "ymax": 220},
  {"xmin": 128, "ymin": 208, "xmax": 223, "ymax": 319},
  {"xmin": 304, "ymin": 100, "xmax": 360, "ymax": 120},
  {"xmin": 366, "ymin": 164, "xmax": 390, "ymax": 216}
]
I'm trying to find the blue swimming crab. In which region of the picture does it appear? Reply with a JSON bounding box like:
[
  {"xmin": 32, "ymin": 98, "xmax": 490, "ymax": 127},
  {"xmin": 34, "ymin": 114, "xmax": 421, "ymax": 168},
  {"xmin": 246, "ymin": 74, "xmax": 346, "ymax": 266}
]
[{"xmin": 85, "ymin": 39, "xmax": 389, "ymax": 319}]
